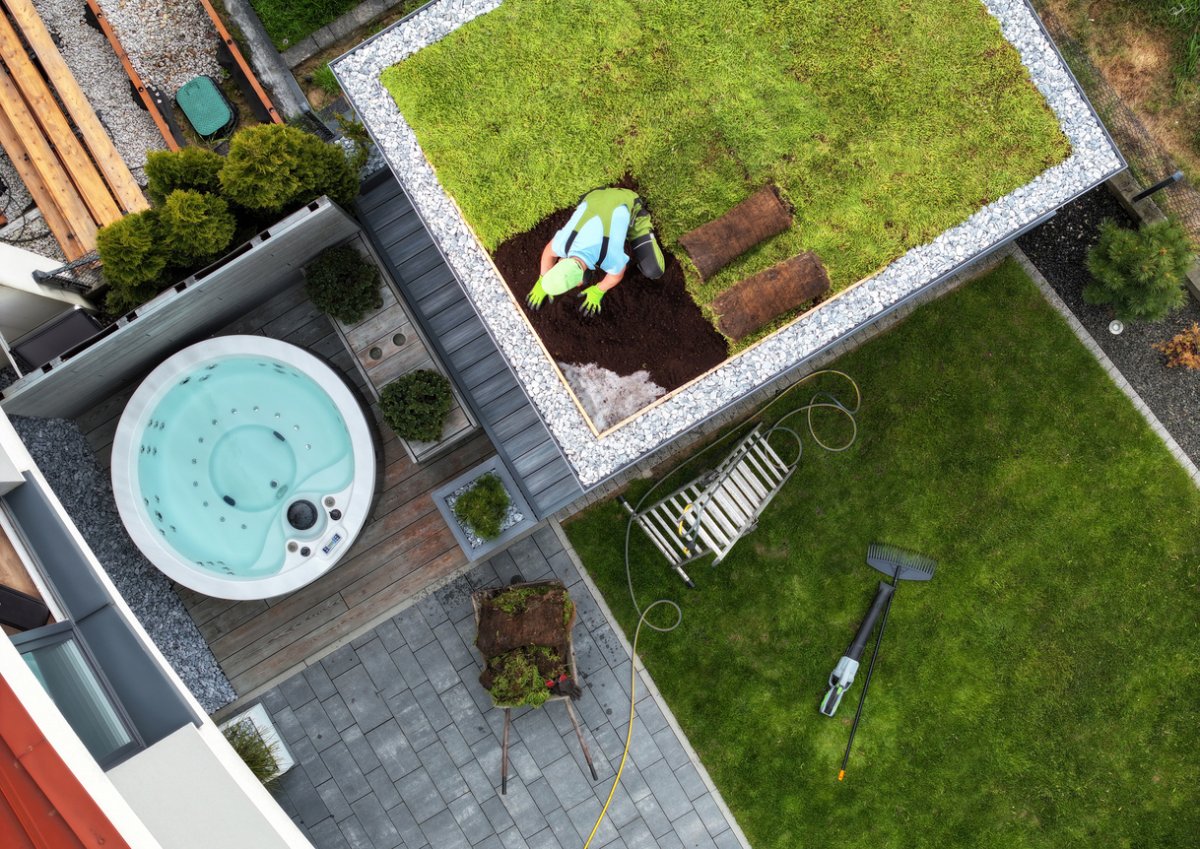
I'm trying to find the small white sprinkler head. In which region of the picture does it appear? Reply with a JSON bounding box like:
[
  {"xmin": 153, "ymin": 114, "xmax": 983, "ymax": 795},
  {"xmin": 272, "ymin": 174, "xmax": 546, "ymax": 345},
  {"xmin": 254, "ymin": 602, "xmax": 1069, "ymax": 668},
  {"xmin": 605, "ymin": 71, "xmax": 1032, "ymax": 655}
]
[{"xmin": 1109, "ymin": 320, "xmax": 1124, "ymax": 335}]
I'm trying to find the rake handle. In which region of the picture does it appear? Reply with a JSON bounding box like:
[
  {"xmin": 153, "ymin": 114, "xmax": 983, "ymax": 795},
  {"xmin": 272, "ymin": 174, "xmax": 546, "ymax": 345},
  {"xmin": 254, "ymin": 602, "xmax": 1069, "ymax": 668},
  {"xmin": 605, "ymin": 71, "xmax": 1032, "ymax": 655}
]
[{"xmin": 838, "ymin": 573, "xmax": 898, "ymax": 780}]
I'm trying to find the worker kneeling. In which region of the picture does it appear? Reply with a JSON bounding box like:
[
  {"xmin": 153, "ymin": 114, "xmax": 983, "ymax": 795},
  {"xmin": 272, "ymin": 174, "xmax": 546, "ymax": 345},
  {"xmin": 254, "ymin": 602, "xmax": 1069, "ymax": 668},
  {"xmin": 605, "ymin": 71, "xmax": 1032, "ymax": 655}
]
[{"xmin": 528, "ymin": 187, "xmax": 665, "ymax": 315}]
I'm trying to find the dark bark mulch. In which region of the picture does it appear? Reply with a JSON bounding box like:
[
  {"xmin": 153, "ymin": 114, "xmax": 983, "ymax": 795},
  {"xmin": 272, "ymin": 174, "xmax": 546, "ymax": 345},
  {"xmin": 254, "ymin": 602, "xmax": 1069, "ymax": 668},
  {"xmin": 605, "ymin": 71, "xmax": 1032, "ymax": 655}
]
[
  {"xmin": 1016, "ymin": 186, "xmax": 1200, "ymax": 465},
  {"xmin": 491, "ymin": 196, "xmax": 728, "ymax": 393}
]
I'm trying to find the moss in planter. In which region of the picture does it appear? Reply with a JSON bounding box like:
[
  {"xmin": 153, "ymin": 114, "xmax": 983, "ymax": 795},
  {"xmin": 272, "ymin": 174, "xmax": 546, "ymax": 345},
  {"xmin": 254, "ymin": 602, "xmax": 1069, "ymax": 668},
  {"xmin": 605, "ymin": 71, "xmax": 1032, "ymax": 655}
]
[
  {"xmin": 380, "ymin": 369, "xmax": 453, "ymax": 442},
  {"xmin": 222, "ymin": 719, "xmax": 279, "ymax": 786},
  {"xmin": 453, "ymin": 473, "xmax": 511, "ymax": 540},
  {"xmin": 304, "ymin": 245, "xmax": 383, "ymax": 323},
  {"xmin": 486, "ymin": 645, "xmax": 561, "ymax": 708}
]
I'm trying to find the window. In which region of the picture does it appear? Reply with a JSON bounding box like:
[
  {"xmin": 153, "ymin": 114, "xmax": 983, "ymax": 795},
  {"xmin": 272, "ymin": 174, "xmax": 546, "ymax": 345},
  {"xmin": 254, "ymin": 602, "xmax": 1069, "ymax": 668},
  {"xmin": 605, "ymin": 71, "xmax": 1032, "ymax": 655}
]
[{"xmin": 12, "ymin": 623, "xmax": 141, "ymax": 768}]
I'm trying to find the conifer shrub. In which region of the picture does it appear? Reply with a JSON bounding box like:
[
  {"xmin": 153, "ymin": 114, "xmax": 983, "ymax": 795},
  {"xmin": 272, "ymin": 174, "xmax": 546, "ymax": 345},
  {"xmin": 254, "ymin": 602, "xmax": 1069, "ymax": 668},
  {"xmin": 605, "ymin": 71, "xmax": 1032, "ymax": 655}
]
[
  {"xmin": 145, "ymin": 147, "xmax": 225, "ymax": 205},
  {"xmin": 219, "ymin": 124, "xmax": 358, "ymax": 212},
  {"xmin": 453, "ymin": 473, "xmax": 511, "ymax": 540},
  {"xmin": 1084, "ymin": 218, "xmax": 1193, "ymax": 322},
  {"xmin": 159, "ymin": 190, "xmax": 236, "ymax": 261},
  {"xmin": 97, "ymin": 210, "xmax": 168, "ymax": 313},
  {"xmin": 379, "ymin": 369, "xmax": 453, "ymax": 442},
  {"xmin": 303, "ymin": 244, "xmax": 382, "ymax": 323}
]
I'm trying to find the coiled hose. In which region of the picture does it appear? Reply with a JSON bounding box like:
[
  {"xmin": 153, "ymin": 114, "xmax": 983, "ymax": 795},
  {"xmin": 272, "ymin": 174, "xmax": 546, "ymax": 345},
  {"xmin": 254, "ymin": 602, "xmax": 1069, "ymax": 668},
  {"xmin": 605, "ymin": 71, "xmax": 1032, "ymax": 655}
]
[{"xmin": 582, "ymin": 370, "xmax": 860, "ymax": 848}]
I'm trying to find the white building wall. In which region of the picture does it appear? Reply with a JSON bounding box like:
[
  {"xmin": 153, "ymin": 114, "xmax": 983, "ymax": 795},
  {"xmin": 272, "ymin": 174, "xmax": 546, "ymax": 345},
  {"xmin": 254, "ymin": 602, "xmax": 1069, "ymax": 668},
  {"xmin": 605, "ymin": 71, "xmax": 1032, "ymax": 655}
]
[
  {"xmin": 108, "ymin": 724, "xmax": 312, "ymax": 849},
  {"xmin": 1, "ymin": 407, "xmax": 313, "ymax": 849},
  {"xmin": 0, "ymin": 637, "xmax": 163, "ymax": 849},
  {"xmin": 0, "ymin": 241, "xmax": 92, "ymax": 340}
]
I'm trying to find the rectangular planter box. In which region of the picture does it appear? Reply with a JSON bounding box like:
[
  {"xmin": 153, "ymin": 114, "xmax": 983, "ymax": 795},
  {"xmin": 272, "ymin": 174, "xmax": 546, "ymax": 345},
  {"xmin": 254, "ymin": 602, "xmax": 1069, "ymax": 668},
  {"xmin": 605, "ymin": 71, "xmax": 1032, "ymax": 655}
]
[
  {"xmin": 432, "ymin": 456, "xmax": 536, "ymax": 561},
  {"xmin": 331, "ymin": 235, "xmax": 479, "ymax": 464}
]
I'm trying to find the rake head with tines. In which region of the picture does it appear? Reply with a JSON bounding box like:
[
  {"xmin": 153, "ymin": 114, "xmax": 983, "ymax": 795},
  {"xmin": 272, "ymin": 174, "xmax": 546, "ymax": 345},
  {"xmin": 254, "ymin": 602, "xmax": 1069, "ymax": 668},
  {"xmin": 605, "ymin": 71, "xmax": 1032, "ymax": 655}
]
[{"xmin": 866, "ymin": 543, "xmax": 936, "ymax": 583}]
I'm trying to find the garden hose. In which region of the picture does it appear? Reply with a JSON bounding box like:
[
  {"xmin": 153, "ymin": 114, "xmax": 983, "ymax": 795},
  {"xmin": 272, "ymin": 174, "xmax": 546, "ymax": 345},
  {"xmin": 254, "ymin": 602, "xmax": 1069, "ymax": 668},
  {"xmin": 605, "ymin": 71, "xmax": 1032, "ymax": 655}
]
[{"xmin": 582, "ymin": 370, "xmax": 860, "ymax": 848}]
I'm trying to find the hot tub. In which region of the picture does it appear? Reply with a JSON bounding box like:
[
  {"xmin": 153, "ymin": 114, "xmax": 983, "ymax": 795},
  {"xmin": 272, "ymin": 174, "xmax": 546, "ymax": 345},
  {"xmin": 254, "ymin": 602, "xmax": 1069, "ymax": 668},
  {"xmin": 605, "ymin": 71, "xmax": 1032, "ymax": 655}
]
[{"xmin": 111, "ymin": 337, "xmax": 376, "ymax": 600}]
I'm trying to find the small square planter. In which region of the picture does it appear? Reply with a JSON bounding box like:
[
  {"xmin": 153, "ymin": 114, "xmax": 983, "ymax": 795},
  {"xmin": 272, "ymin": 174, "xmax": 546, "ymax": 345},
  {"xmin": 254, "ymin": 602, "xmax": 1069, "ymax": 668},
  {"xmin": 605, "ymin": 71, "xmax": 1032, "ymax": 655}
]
[
  {"xmin": 433, "ymin": 456, "xmax": 537, "ymax": 561},
  {"xmin": 218, "ymin": 703, "xmax": 294, "ymax": 783}
]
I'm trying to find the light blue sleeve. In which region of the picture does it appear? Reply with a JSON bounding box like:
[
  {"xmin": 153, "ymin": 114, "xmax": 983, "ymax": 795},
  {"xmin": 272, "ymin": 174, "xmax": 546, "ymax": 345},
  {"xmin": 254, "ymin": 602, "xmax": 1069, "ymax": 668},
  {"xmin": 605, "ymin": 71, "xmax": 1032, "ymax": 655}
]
[
  {"xmin": 550, "ymin": 203, "xmax": 586, "ymax": 257},
  {"xmin": 600, "ymin": 205, "xmax": 631, "ymax": 274}
]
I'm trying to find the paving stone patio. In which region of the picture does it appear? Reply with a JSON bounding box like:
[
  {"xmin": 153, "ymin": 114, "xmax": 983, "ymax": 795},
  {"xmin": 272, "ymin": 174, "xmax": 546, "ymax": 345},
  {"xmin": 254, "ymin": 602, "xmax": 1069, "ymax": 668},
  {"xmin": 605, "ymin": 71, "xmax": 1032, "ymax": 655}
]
[{"xmin": 258, "ymin": 524, "xmax": 747, "ymax": 849}]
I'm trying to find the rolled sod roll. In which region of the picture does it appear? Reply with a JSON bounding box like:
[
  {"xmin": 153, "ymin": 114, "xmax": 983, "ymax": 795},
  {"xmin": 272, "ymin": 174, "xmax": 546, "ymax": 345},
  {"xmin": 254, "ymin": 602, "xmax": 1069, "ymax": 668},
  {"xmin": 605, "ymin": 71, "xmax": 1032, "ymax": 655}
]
[
  {"xmin": 712, "ymin": 252, "xmax": 830, "ymax": 342},
  {"xmin": 679, "ymin": 185, "xmax": 793, "ymax": 280}
]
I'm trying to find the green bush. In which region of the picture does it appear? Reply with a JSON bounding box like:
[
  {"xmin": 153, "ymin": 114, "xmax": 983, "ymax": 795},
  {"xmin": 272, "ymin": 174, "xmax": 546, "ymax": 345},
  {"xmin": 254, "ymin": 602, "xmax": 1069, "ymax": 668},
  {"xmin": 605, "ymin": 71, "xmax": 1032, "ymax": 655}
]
[
  {"xmin": 222, "ymin": 720, "xmax": 279, "ymax": 786},
  {"xmin": 304, "ymin": 244, "xmax": 381, "ymax": 323},
  {"xmin": 380, "ymin": 369, "xmax": 453, "ymax": 442},
  {"xmin": 1085, "ymin": 218, "xmax": 1194, "ymax": 322},
  {"xmin": 485, "ymin": 646, "xmax": 559, "ymax": 708},
  {"xmin": 453, "ymin": 473, "xmax": 511, "ymax": 540},
  {"xmin": 145, "ymin": 147, "xmax": 225, "ymax": 205},
  {"xmin": 159, "ymin": 190, "xmax": 236, "ymax": 261},
  {"xmin": 219, "ymin": 124, "xmax": 358, "ymax": 212},
  {"xmin": 98, "ymin": 210, "xmax": 168, "ymax": 312}
]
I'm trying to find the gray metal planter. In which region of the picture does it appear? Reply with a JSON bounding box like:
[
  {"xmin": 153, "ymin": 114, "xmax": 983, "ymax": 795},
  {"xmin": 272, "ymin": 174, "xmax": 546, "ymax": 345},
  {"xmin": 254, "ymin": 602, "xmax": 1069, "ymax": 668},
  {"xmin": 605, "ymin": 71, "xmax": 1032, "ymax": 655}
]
[{"xmin": 432, "ymin": 456, "xmax": 536, "ymax": 561}]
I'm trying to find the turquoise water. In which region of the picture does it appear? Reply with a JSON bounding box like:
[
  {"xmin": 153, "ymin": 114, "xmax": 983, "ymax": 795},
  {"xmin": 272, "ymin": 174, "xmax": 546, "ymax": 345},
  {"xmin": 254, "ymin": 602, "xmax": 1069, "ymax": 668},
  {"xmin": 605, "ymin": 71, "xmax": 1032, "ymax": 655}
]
[{"xmin": 136, "ymin": 356, "xmax": 354, "ymax": 578}]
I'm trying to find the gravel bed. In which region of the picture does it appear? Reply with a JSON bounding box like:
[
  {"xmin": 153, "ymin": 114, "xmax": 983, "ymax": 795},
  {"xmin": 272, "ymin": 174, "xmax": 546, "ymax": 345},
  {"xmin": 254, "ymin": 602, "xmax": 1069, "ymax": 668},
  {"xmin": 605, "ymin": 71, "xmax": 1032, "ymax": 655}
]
[
  {"xmin": 335, "ymin": 0, "xmax": 1124, "ymax": 486},
  {"xmin": 10, "ymin": 416, "xmax": 236, "ymax": 714},
  {"xmin": 95, "ymin": 0, "xmax": 223, "ymax": 94},
  {"xmin": 1017, "ymin": 187, "xmax": 1200, "ymax": 464}
]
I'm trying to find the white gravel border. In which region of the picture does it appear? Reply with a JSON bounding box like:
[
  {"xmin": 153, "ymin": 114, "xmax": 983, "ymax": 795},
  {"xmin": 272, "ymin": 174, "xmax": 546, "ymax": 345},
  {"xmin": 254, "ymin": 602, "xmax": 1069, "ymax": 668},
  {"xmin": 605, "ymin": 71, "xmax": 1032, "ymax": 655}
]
[{"xmin": 334, "ymin": 0, "xmax": 1123, "ymax": 487}]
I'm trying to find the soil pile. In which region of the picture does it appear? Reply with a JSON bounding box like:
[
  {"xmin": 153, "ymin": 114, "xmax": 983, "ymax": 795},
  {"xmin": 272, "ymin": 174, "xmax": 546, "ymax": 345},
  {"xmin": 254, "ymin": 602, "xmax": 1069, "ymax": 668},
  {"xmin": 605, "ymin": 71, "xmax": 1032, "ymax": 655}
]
[
  {"xmin": 492, "ymin": 202, "xmax": 728, "ymax": 394},
  {"xmin": 476, "ymin": 582, "xmax": 575, "ymax": 707}
]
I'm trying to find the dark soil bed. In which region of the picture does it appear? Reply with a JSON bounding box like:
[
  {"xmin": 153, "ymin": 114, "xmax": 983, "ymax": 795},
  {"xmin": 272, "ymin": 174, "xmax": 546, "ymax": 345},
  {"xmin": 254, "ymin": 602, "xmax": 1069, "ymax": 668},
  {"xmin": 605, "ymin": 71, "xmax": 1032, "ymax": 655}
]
[
  {"xmin": 492, "ymin": 197, "xmax": 728, "ymax": 393},
  {"xmin": 1017, "ymin": 186, "xmax": 1200, "ymax": 465}
]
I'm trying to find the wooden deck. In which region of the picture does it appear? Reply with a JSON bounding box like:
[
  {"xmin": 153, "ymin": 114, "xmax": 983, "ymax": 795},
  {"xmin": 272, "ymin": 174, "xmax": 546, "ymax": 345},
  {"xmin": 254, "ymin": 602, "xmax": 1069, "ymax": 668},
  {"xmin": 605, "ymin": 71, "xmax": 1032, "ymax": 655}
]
[{"xmin": 75, "ymin": 277, "xmax": 495, "ymax": 698}]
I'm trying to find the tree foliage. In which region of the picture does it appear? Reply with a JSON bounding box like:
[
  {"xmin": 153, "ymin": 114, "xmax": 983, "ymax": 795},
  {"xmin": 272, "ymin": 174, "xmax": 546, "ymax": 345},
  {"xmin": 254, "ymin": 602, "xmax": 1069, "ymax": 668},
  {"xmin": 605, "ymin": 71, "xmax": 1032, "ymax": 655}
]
[
  {"xmin": 1085, "ymin": 218, "xmax": 1193, "ymax": 322},
  {"xmin": 159, "ymin": 190, "xmax": 236, "ymax": 261},
  {"xmin": 219, "ymin": 124, "xmax": 358, "ymax": 212},
  {"xmin": 145, "ymin": 147, "xmax": 225, "ymax": 205}
]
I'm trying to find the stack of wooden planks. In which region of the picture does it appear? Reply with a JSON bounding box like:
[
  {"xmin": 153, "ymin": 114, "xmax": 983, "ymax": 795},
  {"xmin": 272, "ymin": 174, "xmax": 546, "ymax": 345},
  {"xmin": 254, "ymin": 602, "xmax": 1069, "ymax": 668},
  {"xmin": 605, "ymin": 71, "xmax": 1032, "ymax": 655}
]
[{"xmin": 0, "ymin": 0, "xmax": 147, "ymax": 260}]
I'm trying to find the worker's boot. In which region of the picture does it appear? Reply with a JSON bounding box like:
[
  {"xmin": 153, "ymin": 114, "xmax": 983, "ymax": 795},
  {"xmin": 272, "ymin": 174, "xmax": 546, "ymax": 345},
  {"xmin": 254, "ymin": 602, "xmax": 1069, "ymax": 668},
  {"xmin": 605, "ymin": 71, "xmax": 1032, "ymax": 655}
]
[{"xmin": 629, "ymin": 200, "xmax": 665, "ymax": 279}]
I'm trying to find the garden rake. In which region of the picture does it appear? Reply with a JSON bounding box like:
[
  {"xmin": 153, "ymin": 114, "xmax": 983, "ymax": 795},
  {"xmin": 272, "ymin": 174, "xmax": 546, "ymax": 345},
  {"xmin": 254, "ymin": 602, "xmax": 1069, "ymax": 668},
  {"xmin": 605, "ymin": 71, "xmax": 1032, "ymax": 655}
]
[{"xmin": 838, "ymin": 543, "xmax": 936, "ymax": 781}]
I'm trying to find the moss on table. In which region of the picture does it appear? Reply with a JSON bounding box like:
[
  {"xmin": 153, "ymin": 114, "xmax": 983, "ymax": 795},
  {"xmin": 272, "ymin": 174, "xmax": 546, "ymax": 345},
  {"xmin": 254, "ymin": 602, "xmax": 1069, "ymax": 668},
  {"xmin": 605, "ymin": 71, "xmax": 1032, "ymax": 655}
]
[
  {"xmin": 566, "ymin": 259, "xmax": 1200, "ymax": 849},
  {"xmin": 383, "ymin": 0, "xmax": 1069, "ymax": 327}
]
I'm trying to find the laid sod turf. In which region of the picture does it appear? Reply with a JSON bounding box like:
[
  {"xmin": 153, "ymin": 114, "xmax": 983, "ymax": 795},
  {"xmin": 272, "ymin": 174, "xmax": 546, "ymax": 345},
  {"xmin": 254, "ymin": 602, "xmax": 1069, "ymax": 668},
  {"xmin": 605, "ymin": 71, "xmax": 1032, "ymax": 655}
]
[
  {"xmin": 383, "ymin": 0, "xmax": 1069, "ymax": 326},
  {"xmin": 565, "ymin": 260, "xmax": 1200, "ymax": 848}
]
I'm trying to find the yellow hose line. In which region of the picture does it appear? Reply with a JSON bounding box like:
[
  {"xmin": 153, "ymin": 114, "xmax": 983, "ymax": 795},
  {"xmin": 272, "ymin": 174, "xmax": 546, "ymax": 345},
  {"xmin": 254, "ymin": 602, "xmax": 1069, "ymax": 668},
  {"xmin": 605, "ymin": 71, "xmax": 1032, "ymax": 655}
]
[{"xmin": 582, "ymin": 602, "xmax": 677, "ymax": 849}]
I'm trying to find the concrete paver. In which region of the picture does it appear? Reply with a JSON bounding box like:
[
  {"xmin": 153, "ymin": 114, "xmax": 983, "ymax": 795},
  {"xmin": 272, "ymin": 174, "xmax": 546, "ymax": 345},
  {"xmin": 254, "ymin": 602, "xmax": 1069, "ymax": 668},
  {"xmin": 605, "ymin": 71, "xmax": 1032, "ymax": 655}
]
[{"xmin": 265, "ymin": 523, "xmax": 747, "ymax": 848}]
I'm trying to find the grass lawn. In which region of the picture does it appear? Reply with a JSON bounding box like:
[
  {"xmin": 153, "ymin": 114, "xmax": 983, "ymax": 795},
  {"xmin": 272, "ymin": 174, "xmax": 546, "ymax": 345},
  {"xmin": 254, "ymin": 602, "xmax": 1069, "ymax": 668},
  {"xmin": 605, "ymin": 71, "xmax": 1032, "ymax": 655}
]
[
  {"xmin": 565, "ymin": 259, "xmax": 1200, "ymax": 848},
  {"xmin": 383, "ymin": 0, "xmax": 1069, "ymax": 323},
  {"xmin": 250, "ymin": 0, "xmax": 427, "ymax": 50},
  {"xmin": 250, "ymin": 0, "xmax": 359, "ymax": 49}
]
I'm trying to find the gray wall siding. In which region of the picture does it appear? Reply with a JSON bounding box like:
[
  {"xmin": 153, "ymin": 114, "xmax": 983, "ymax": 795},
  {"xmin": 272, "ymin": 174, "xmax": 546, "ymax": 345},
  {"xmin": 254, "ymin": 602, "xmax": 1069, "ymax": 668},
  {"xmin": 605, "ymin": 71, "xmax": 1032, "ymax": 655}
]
[{"xmin": 1, "ymin": 199, "xmax": 360, "ymax": 419}]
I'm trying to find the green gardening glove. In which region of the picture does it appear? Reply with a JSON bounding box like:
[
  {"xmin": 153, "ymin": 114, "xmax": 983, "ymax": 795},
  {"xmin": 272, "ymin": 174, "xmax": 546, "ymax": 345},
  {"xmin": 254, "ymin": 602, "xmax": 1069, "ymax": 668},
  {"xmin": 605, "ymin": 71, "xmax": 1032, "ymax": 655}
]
[
  {"xmin": 527, "ymin": 277, "xmax": 550, "ymax": 309},
  {"xmin": 578, "ymin": 285, "xmax": 605, "ymax": 315}
]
